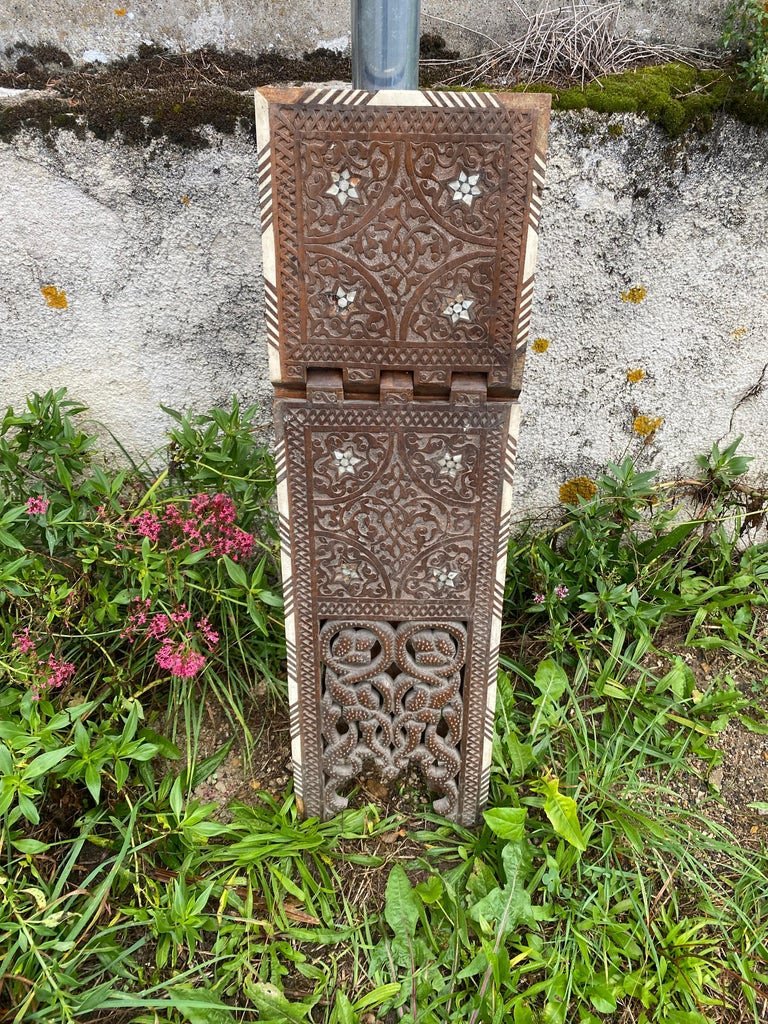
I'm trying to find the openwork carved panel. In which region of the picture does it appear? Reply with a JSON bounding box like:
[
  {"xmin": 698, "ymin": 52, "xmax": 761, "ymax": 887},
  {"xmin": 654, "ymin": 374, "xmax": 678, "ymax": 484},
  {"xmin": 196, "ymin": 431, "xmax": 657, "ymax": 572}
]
[
  {"xmin": 256, "ymin": 87, "xmax": 550, "ymax": 392},
  {"xmin": 321, "ymin": 620, "xmax": 465, "ymax": 816}
]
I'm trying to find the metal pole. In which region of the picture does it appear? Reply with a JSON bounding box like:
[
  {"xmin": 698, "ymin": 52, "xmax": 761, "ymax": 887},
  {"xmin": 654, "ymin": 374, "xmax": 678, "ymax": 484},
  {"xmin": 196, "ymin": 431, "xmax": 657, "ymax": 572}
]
[{"xmin": 351, "ymin": 0, "xmax": 421, "ymax": 90}]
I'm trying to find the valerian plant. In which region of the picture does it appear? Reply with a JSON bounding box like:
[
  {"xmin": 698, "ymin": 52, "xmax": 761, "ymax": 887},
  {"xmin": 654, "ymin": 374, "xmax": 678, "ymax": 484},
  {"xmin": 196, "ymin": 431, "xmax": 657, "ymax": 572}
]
[{"xmin": 0, "ymin": 389, "xmax": 283, "ymax": 825}]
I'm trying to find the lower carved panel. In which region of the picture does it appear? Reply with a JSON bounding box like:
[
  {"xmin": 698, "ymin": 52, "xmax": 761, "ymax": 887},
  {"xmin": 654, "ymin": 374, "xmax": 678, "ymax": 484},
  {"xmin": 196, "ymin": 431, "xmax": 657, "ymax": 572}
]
[{"xmin": 320, "ymin": 620, "xmax": 465, "ymax": 816}]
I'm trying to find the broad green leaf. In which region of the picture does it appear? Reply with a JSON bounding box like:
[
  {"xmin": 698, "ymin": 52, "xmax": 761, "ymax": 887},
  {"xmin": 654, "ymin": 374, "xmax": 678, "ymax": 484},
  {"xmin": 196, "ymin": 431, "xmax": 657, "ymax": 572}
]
[
  {"xmin": 541, "ymin": 777, "xmax": 587, "ymax": 851},
  {"xmin": 469, "ymin": 842, "xmax": 534, "ymax": 936},
  {"xmin": 530, "ymin": 659, "xmax": 568, "ymax": 737},
  {"xmin": 248, "ymin": 982, "xmax": 310, "ymax": 1022},
  {"xmin": 0, "ymin": 529, "xmax": 25, "ymax": 551},
  {"xmin": 12, "ymin": 837, "xmax": 50, "ymax": 854},
  {"xmin": 588, "ymin": 980, "xmax": 617, "ymax": 1014},
  {"xmin": 514, "ymin": 1004, "xmax": 534, "ymax": 1024},
  {"xmin": 23, "ymin": 746, "xmax": 74, "ymax": 779},
  {"xmin": 187, "ymin": 738, "xmax": 234, "ymax": 789},
  {"xmin": 85, "ymin": 763, "xmax": 101, "ymax": 803},
  {"xmin": 504, "ymin": 732, "xmax": 536, "ymax": 777},
  {"xmin": 0, "ymin": 743, "xmax": 15, "ymax": 774},
  {"xmin": 484, "ymin": 806, "xmax": 527, "ymax": 841},
  {"xmin": 330, "ymin": 991, "xmax": 356, "ymax": 1024},
  {"xmin": 222, "ymin": 555, "xmax": 248, "ymax": 588},
  {"xmin": 169, "ymin": 776, "xmax": 184, "ymax": 818},
  {"xmin": 414, "ymin": 875, "xmax": 443, "ymax": 904},
  {"xmin": 353, "ymin": 983, "xmax": 401, "ymax": 1012},
  {"xmin": 170, "ymin": 984, "xmax": 236, "ymax": 1024},
  {"xmin": 384, "ymin": 864, "xmax": 419, "ymax": 939},
  {"xmin": 657, "ymin": 658, "xmax": 695, "ymax": 701}
]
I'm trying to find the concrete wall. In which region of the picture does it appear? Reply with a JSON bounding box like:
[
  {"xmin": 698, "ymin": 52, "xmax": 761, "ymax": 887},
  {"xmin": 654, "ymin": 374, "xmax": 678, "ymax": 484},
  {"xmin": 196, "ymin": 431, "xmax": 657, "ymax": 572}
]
[
  {"xmin": 1, "ymin": 0, "xmax": 728, "ymax": 64},
  {"xmin": 1, "ymin": 107, "xmax": 766, "ymax": 513}
]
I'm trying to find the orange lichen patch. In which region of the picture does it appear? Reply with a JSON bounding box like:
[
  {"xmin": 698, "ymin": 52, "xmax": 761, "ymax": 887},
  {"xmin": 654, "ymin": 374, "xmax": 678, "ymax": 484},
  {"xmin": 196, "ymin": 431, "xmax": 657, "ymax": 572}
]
[
  {"xmin": 626, "ymin": 367, "xmax": 646, "ymax": 383},
  {"xmin": 114, "ymin": 7, "xmax": 128, "ymax": 15},
  {"xmin": 621, "ymin": 285, "xmax": 648, "ymax": 304},
  {"xmin": 559, "ymin": 476, "xmax": 597, "ymax": 505},
  {"xmin": 40, "ymin": 285, "xmax": 68, "ymax": 309},
  {"xmin": 532, "ymin": 337, "xmax": 550, "ymax": 353},
  {"xmin": 730, "ymin": 326, "xmax": 748, "ymax": 340},
  {"xmin": 180, "ymin": 194, "xmax": 190, "ymax": 206},
  {"xmin": 633, "ymin": 414, "xmax": 664, "ymax": 437}
]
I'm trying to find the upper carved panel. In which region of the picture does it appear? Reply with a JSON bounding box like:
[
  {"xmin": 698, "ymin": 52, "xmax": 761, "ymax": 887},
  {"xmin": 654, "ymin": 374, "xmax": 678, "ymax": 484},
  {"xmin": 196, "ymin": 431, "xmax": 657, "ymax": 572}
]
[
  {"xmin": 259, "ymin": 88, "xmax": 550, "ymax": 391},
  {"xmin": 276, "ymin": 400, "xmax": 510, "ymax": 620}
]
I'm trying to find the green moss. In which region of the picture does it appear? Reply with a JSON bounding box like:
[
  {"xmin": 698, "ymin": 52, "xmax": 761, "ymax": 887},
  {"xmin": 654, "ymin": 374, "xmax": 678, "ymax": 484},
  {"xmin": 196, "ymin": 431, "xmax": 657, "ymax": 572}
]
[
  {"xmin": 0, "ymin": 98, "xmax": 85, "ymax": 145},
  {"xmin": 1, "ymin": 49, "xmax": 765, "ymax": 149},
  {"xmin": 513, "ymin": 64, "xmax": 768, "ymax": 135}
]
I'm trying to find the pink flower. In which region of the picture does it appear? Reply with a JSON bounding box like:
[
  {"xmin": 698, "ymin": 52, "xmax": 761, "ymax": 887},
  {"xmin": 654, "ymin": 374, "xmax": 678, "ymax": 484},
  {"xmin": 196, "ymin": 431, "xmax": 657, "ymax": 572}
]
[
  {"xmin": 46, "ymin": 655, "xmax": 76, "ymax": 689},
  {"xmin": 197, "ymin": 617, "xmax": 219, "ymax": 651},
  {"xmin": 555, "ymin": 585, "xmax": 569, "ymax": 600},
  {"xmin": 147, "ymin": 613, "xmax": 170, "ymax": 639},
  {"xmin": 155, "ymin": 641, "xmax": 206, "ymax": 678},
  {"xmin": 13, "ymin": 628, "xmax": 36, "ymax": 655},
  {"xmin": 120, "ymin": 597, "xmax": 152, "ymax": 641},
  {"xmin": 533, "ymin": 593, "xmax": 545, "ymax": 604},
  {"xmin": 131, "ymin": 511, "xmax": 162, "ymax": 542},
  {"xmin": 26, "ymin": 496, "xmax": 49, "ymax": 515}
]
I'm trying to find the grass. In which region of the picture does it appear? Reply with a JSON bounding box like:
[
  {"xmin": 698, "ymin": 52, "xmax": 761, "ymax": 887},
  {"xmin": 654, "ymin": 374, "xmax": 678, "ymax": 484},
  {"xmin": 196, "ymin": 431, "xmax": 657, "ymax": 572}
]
[{"xmin": 1, "ymin": 394, "xmax": 768, "ymax": 1023}]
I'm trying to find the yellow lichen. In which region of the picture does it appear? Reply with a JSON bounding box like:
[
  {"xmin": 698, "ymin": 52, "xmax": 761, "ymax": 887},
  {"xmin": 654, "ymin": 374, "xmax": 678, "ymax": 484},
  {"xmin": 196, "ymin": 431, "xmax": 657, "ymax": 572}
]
[
  {"xmin": 626, "ymin": 367, "xmax": 646, "ymax": 383},
  {"xmin": 180, "ymin": 194, "xmax": 190, "ymax": 206},
  {"xmin": 40, "ymin": 285, "xmax": 68, "ymax": 309},
  {"xmin": 730, "ymin": 326, "xmax": 748, "ymax": 340},
  {"xmin": 621, "ymin": 285, "xmax": 648, "ymax": 304},
  {"xmin": 114, "ymin": 7, "xmax": 128, "ymax": 15},
  {"xmin": 633, "ymin": 414, "xmax": 664, "ymax": 437},
  {"xmin": 532, "ymin": 337, "xmax": 550, "ymax": 354},
  {"xmin": 559, "ymin": 476, "xmax": 598, "ymax": 505}
]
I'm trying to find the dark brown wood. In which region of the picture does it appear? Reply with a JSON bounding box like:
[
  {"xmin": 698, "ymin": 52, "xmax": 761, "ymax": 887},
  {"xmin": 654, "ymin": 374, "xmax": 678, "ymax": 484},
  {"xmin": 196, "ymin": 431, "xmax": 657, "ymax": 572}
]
[{"xmin": 257, "ymin": 86, "xmax": 550, "ymax": 822}]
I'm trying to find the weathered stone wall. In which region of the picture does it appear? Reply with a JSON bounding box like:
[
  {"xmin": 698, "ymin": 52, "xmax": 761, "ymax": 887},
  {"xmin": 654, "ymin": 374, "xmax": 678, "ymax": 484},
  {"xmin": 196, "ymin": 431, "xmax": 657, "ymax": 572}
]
[
  {"xmin": 1, "ymin": 0, "xmax": 728, "ymax": 64},
  {"xmin": 1, "ymin": 106, "xmax": 765, "ymax": 514}
]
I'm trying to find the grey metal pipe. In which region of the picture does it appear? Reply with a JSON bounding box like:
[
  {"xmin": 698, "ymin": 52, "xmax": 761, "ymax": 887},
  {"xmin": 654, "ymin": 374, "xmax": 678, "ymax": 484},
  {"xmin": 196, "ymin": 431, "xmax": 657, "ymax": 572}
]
[{"xmin": 351, "ymin": 0, "xmax": 421, "ymax": 91}]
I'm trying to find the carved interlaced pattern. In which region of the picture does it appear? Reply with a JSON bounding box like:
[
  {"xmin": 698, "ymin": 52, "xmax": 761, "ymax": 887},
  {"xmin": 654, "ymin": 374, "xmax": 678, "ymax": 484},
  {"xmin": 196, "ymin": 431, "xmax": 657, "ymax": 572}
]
[
  {"xmin": 320, "ymin": 620, "xmax": 465, "ymax": 815},
  {"xmin": 272, "ymin": 104, "xmax": 534, "ymax": 383},
  {"xmin": 311, "ymin": 427, "xmax": 482, "ymax": 602}
]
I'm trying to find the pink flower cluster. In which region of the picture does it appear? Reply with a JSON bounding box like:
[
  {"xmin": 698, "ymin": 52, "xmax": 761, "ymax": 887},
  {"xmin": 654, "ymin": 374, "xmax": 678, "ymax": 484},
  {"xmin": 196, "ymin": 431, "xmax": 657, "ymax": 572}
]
[
  {"xmin": 121, "ymin": 598, "xmax": 218, "ymax": 679},
  {"xmin": 532, "ymin": 585, "xmax": 570, "ymax": 605},
  {"xmin": 131, "ymin": 510, "xmax": 162, "ymax": 542},
  {"xmin": 130, "ymin": 493, "xmax": 254, "ymax": 562},
  {"xmin": 13, "ymin": 628, "xmax": 76, "ymax": 699},
  {"xmin": 26, "ymin": 496, "xmax": 49, "ymax": 515}
]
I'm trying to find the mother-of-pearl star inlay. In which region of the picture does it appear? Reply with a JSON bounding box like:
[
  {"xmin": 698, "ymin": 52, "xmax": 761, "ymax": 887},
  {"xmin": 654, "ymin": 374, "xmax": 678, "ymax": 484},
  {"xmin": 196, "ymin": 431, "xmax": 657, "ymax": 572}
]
[
  {"xmin": 333, "ymin": 449, "xmax": 362, "ymax": 476},
  {"xmin": 437, "ymin": 451, "xmax": 463, "ymax": 479},
  {"xmin": 443, "ymin": 293, "xmax": 474, "ymax": 324},
  {"xmin": 448, "ymin": 170, "xmax": 482, "ymax": 206},
  {"xmin": 432, "ymin": 567, "xmax": 459, "ymax": 590},
  {"xmin": 326, "ymin": 168, "xmax": 360, "ymax": 206},
  {"xmin": 334, "ymin": 285, "xmax": 356, "ymax": 312}
]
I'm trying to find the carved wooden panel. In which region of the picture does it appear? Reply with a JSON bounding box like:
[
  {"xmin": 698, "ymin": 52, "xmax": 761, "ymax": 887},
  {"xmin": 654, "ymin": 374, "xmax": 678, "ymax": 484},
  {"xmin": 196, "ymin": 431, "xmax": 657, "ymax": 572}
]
[
  {"xmin": 255, "ymin": 87, "xmax": 550, "ymax": 394},
  {"xmin": 274, "ymin": 398, "xmax": 519, "ymax": 824},
  {"xmin": 321, "ymin": 620, "xmax": 465, "ymax": 817},
  {"xmin": 257, "ymin": 86, "xmax": 549, "ymax": 824}
]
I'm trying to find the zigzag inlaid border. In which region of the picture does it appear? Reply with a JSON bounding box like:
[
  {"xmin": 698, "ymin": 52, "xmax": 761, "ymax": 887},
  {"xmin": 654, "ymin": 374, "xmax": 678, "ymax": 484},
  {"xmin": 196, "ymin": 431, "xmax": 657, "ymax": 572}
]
[
  {"xmin": 479, "ymin": 404, "xmax": 521, "ymax": 809},
  {"xmin": 274, "ymin": 437, "xmax": 304, "ymax": 806}
]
